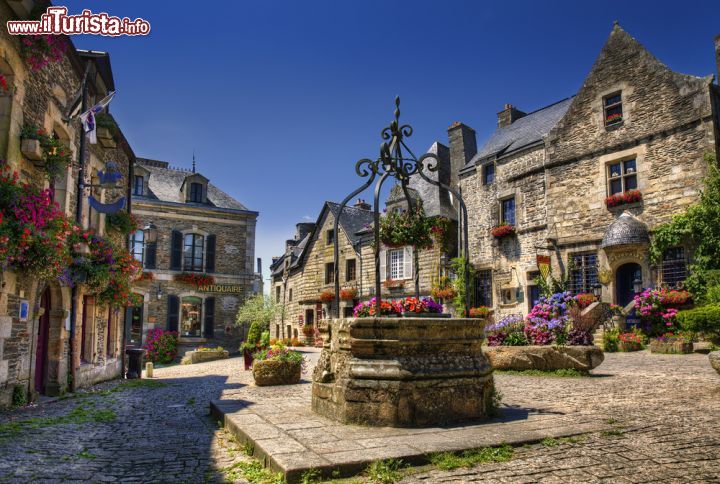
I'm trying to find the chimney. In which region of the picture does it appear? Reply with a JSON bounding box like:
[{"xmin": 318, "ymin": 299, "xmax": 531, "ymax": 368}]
[
  {"xmin": 271, "ymin": 256, "xmax": 280, "ymax": 266},
  {"xmin": 295, "ymin": 222, "xmax": 315, "ymax": 241},
  {"xmin": 448, "ymin": 122, "xmax": 477, "ymax": 180},
  {"xmin": 256, "ymin": 257, "xmax": 262, "ymax": 274},
  {"xmin": 497, "ymin": 104, "xmax": 527, "ymax": 128},
  {"xmin": 715, "ymin": 34, "xmax": 720, "ymax": 85},
  {"xmin": 285, "ymin": 239, "xmax": 298, "ymax": 252},
  {"xmin": 353, "ymin": 198, "xmax": 371, "ymax": 210}
]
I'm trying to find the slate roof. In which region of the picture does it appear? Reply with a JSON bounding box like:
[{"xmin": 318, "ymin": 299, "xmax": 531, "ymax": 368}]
[
  {"xmin": 271, "ymin": 233, "xmax": 311, "ymax": 275},
  {"xmin": 134, "ymin": 158, "xmax": 251, "ymax": 212},
  {"xmin": 600, "ymin": 211, "xmax": 650, "ymax": 248},
  {"xmin": 462, "ymin": 97, "xmax": 573, "ymax": 173},
  {"xmin": 408, "ymin": 142, "xmax": 457, "ymax": 219},
  {"xmin": 327, "ymin": 202, "xmax": 374, "ymax": 246}
]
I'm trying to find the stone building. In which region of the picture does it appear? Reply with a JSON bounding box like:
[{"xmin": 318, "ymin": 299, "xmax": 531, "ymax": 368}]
[
  {"xmin": 129, "ymin": 158, "xmax": 261, "ymax": 355},
  {"xmin": 453, "ymin": 25, "xmax": 720, "ymax": 318},
  {"xmin": 270, "ymin": 143, "xmax": 458, "ymax": 339},
  {"xmin": 0, "ymin": 1, "xmax": 135, "ymax": 406}
]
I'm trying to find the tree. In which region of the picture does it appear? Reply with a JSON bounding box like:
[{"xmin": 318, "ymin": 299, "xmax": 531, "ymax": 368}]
[
  {"xmin": 235, "ymin": 294, "xmax": 280, "ymax": 332},
  {"xmin": 649, "ymin": 153, "xmax": 720, "ymax": 301}
]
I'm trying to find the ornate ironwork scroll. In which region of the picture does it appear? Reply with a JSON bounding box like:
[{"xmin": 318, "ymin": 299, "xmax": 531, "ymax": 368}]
[{"xmin": 333, "ymin": 97, "xmax": 470, "ymax": 318}]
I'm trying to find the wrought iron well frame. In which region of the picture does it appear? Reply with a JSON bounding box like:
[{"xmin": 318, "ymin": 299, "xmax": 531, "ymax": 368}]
[{"xmin": 332, "ymin": 97, "xmax": 470, "ymax": 318}]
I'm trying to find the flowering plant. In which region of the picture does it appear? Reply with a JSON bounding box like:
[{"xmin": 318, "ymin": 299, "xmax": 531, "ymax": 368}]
[
  {"xmin": 301, "ymin": 324, "xmax": 315, "ymax": 336},
  {"xmin": 21, "ymin": 35, "xmax": 67, "ymax": 71},
  {"xmin": 353, "ymin": 297, "xmax": 402, "ymax": 317},
  {"xmin": 143, "ymin": 329, "xmax": 178, "ymax": 364},
  {"xmin": 382, "ymin": 279, "xmax": 405, "ymax": 290},
  {"xmin": 20, "ymin": 125, "xmax": 71, "ymax": 179},
  {"xmin": 431, "ymin": 276, "xmax": 456, "ymax": 300},
  {"xmin": 486, "ymin": 315, "xmax": 526, "ymax": 346},
  {"xmin": 528, "ymin": 292, "xmax": 575, "ymax": 320},
  {"xmin": 400, "ymin": 296, "xmax": 443, "ymax": 314},
  {"xmin": 525, "ymin": 316, "xmax": 567, "ymax": 345},
  {"xmin": 605, "ymin": 189, "xmax": 642, "ymax": 208},
  {"xmin": 319, "ymin": 290, "xmax": 335, "ymax": 303},
  {"xmin": 469, "ymin": 306, "xmax": 490, "ymax": 318},
  {"xmin": 491, "ymin": 223, "xmax": 515, "ymax": 238},
  {"xmin": 634, "ymin": 288, "xmax": 684, "ymax": 333},
  {"xmin": 0, "ymin": 74, "xmax": 9, "ymax": 94},
  {"xmin": 174, "ymin": 272, "xmax": 215, "ymax": 287},
  {"xmin": 339, "ymin": 287, "xmax": 357, "ymax": 301},
  {"xmin": 575, "ymin": 293, "xmax": 596, "ymax": 309},
  {"xmin": 654, "ymin": 331, "xmax": 693, "ymax": 343},
  {"xmin": 105, "ymin": 211, "xmax": 139, "ymax": 234},
  {"xmin": 606, "ymin": 113, "xmax": 623, "ymax": 124},
  {"xmin": 379, "ymin": 203, "xmax": 434, "ymax": 249},
  {"xmin": 618, "ymin": 332, "xmax": 644, "ymax": 344},
  {"xmin": 252, "ymin": 345, "xmax": 307, "ymax": 373},
  {"xmin": 138, "ymin": 271, "xmax": 155, "ymax": 281}
]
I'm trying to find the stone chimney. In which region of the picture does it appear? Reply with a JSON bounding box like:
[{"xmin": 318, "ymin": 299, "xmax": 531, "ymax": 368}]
[
  {"xmin": 497, "ymin": 104, "xmax": 527, "ymax": 128},
  {"xmin": 353, "ymin": 198, "xmax": 371, "ymax": 210},
  {"xmin": 285, "ymin": 239, "xmax": 298, "ymax": 252},
  {"xmin": 715, "ymin": 34, "xmax": 720, "ymax": 84},
  {"xmin": 448, "ymin": 122, "xmax": 477, "ymax": 181},
  {"xmin": 271, "ymin": 256, "xmax": 280, "ymax": 266},
  {"xmin": 295, "ymin": 222, "xmax": 315, "ymax": 241}
]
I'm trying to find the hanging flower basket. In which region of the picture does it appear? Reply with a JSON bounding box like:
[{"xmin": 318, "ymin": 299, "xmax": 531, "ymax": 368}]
[
  {"xmin": 174, "ymin": 272, "xmax": 215, "ymax": 287},
  {"xmin": 491, "ymin": 223, "xmax": 515, "ymax": 238},
  {"xmin": 20, "ymin": 35, "xmax": 67, "ymax": 71},
  {"xmin": 319, "ymin": 291, "xmax": 335, "ymax": 303},
  {"xmin": 605, "ymin": 190, "xmax": 642, "ymax": 208},
  {"xmin": 382, "ymin": 279, "xmax": 405, "ymax": 290},
  {"xmin": 469, "ymin": 306, "xmax": 490, "ymax": 318},
  {"xmin": 106, "ymin": 211, "xmax": 139, "ymax": 234},
  {"xmin": 379, "ymin": 202, "xmax": 433, "ymax": 249},
  {"xmin": 431, "ymin": 276, "xmax": 456, "ymax": 300},
  {"xmin": 339, "ymin": 287, "xmax": 357, "ymax": 301}
]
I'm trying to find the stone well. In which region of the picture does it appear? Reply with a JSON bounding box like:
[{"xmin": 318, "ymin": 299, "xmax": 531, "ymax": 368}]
[{"xmin": 311, "ymin": 317, "xmax": 494, "ymax": 427}]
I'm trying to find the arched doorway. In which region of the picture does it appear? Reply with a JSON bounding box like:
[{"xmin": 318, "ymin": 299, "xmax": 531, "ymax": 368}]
[
  {"xmin": 34, "ymin": 288, "xmax": 51, "ymax": 393},
  {"xmin": 615, "ymin": 262, "xmax": 642, "ymax": 307}
]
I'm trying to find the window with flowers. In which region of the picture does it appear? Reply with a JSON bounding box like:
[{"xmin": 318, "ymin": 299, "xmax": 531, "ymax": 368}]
[
  {"xmin": 604, "ymin": 92, "xmax": 623, "ymax": 127},
  {"xmin": 607, "ymin": 159, "xmax": 637, "ymax": 196}
]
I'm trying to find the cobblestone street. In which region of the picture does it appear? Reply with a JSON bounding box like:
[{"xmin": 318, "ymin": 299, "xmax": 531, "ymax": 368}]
[{"xmin": 1, "ymin": 349, "xmax": 719, "ymax": 483}]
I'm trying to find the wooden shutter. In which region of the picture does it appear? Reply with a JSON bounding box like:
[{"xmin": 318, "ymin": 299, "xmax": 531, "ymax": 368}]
[
  {"xmin": 205, "ymin": 234, "xmax": 216, "ymax": 273},
  {"xmin": 170, "ymin": 230, "xmax": 182, "ymax": 270},
  {"xmin": 379, "ymin": 249, "xmax": 387, "ymax": 280},
  {"xmin": 167, "ymin": 295, "xmax": 179, "ymax": 332},
  {"xmin": 145, "ymin": 242, "xmax": 157, "ymax": 269},
  {"xmin": 204, "ymin": 297, "xmax": 215, "ymax": 338},
  {"xmin": 403, "ymin": 246, "xmax": 413, "ymax": 279}
]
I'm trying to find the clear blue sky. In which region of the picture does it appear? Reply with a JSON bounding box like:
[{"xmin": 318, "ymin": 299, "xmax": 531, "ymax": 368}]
[{"xmin": 64, "ymin": 0, "xmax": 720, "ymax": 289}]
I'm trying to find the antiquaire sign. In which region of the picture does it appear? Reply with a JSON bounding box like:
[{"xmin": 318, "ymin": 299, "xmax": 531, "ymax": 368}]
[{"xmin": 197, "ymin": 284, "xmax": 244, "ymax": 294}]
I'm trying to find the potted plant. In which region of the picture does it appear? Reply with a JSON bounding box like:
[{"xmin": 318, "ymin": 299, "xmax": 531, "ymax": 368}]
[
  {"xmin": 339, "ymin": 287, "xmax": 357, "ymax": 301},
  {"xmin": 469, "ymin": 306, "xmax": 490, "ymax": 319},
  {"xmin": 575, "ymin": 293, "xmax": 596, "ymax": 309},
  {"xmin": 240, "ymin": 321, "xmax": 262, "ymax": 370},
  {"xmin": 353, "ymin": 298, "xmax": 402, "ymax": 317},
  {"xmin": 618, "ymin": 331, "xmax": 644, "ymax": 352},
  {"xmin": 20, "ymin": 125, "xmax": 44, "ymax": 161},
  {"xmin": 491, "ymin": 223, "xmax": 515, "ymax": 239},
  {"xmin": 399, "ymin": 296, "xmax": 448, "ymax": 318},
  {"xmin": 649, "ymin": 332, "xmax": 693, "ymax": 354},
  {"xmin": 319, "ymin": 290, "xmax": 335, "ymax": 304},
  {"xmin": 252, "ymin": 345, "xmax": 305, "ymax": 386},
  {"xmin": 431, "ymin": 276, "xmax": 457, "ymax": 301},
  {"xmin": 605, "ymin": 189, "xmax": 642, "ymax": 209},
  {"xmin": 382, "ymin": 279, "xmax": 405, "ymax": 291}
]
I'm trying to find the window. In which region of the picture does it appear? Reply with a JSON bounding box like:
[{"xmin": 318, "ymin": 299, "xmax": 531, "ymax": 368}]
[
  {"xmin": 389, "ymin": 249, "xmax": 406, "ymax": 280},
  {"xmin": 662, "ymin": 247, "xmax": 687, "ymax": 288},
  {"xmin": 129, "ymin": 230, "xmax": 145, "ymax": 265},
  {"xmin": 569, "ymin": 253, "xmax": 598, "ymax": 294},
  {"xmin": 483, "ymin": 164, "xmax": 495, "ymax": 185},
  {"xmin": 325, "ymin": 262, "xmax": 335, "ymax": 284},
  {"xmin": 189, "ymin": 182, "xmax": 203, "ymax": 203},
  {"xmin": 183, "ymin": 234, "xmax": 204, "ymax": 271},
  {"xmin": 288, "ymin": 288, "xmax": 293, "ymax": 302},
  {"xmin": 604, "ymin": 92, "xmax": 623, "ymax": 126},
  {"xmin": 133, "ymin": 175, "xmax": 144, "ymax": 196},
  {"xmin": 326, "ymin": 229, "xmax": 335, "ymax": 245},
  {"xmin": 275, "ymin": 286, "xmax": 281, "ymax": 302},
  {"xmin": 346, "ymin": 259, "xmax": 357, "ymax": 281},
  {"xmin": 607, "ymin": 159, "xmax": 637, "ymax": 196},
  {"xmin": 501, "ymin": 197, "xmax": 516, "ymax": 226},
  {"xmin": 474, "ymin": 269, "xmax": 493, "ymax": 307},
  {"xmin": 180, "ymin": 296, "xmax": 202, "ymax": 337}
]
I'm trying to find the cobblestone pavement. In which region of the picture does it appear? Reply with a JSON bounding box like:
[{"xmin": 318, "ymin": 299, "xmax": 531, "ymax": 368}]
[
  {"xmin": 1, "ymin": 350, "xmax": 718, "ymax": 483},
  {"xmin": 403, "ymin": 351, "xmax": 720, "ymax": 483}
]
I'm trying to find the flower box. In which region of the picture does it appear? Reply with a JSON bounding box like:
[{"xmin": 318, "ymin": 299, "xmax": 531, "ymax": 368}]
[
  {"xmin": 253, "ymin": 359, "xmax": 301, "ymax": 386},
  {"xmin": 21, "ymin": 138, "xmax": 43, "ymax": 161},
  {"xmin": 491, "ymin": 224, "xmax": 515, "ymax": 238},
  {"xmin": 605, "ymin": 190, "xmax": 642, "ymax": 209},
  {"xmin": 649, "ymin": 340, "xmax": 693, "ymax": 354},
  {"xmin": 619, "ymin": 340, "xmax": 642, "ymax": 352},
  {"xmin": 181, "ymin": 348, "xmax": 229, "ymax": 364},
  {"xmin": 319, "ymin": 291, "xmax": 335, "ymax": 303},
  {"xmin": 401, "ymin": 312, "xmax": 451, "ymax": 318},
  {"xmin": 484, "ymin": 345, "xmax": 604, "ymax": 372},
  {"xmin": 339, "ymin": 288, "xmax": 357, "ymax": 301}
]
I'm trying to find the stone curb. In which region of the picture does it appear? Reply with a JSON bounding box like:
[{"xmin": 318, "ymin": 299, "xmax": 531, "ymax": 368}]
[{"xmin": 210, "ymin": 400, "xmax": 607, "ymax": 483}]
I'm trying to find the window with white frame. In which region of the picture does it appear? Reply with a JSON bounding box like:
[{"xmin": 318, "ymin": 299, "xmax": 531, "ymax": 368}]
[
  {"xmin": 129, "ymin": 230, "xmax": 145, "ymax": 265},
  {"xmin": 389, "ymin": 249, "xmax": 406, "ymax": 279}
]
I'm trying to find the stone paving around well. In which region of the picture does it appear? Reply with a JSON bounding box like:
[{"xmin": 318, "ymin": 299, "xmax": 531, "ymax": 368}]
[{"xmin": 0, "ymin": 349, "xmax": 719, "ymax": 483}]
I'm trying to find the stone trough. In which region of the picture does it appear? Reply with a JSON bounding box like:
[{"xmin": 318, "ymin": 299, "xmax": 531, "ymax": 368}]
[
  {"xmin": 180, "ymin": 349, "xmax": 229, "ymax": 365},
  {"xmin": 483, "ymin": 345, "xmax": 604, "ymax": 373},
  {"xmin": 311, "ymin": 316, "xmax": 494, "ymax": 427},
  {"xmin": 710, "ymin": 351, "xmax": 720, "ymax": 376}
]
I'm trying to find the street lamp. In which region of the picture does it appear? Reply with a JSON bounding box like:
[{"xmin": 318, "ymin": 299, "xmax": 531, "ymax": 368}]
[
  {"xmin": 592, "ymin": 282, "xmax": 602, "ymax": 300},
  {"xmin": 143, "ymin": 222, "xmax": 158, "ymax": 244},
  {"xmin": 156, "ymin": 284, "xmax": 163, "ymax": 301},
  {"xmin": 632, "ymin": 277, "xmax": 643, "ymax": 295}
]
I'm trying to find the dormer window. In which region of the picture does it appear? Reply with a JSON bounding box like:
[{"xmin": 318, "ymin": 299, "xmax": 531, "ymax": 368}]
[
  {"xmin": 133, "ymin": 175, "xmax": 144, "ymax": 196},
  {"xmin": 189, "ymin": 182, "xmax": 203, "ymax": 203},
  {"xmin": 604, "ymin": 92, "xmax": 623, "ymax": 127}
]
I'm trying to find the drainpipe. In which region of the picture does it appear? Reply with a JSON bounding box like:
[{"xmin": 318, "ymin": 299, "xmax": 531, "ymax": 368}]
[{"xmin": 120, "ymin": 139, "xmax": 134, "ymax": 379}]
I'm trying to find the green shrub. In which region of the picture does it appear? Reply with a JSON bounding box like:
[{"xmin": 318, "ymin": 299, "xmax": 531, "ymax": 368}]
[
  {"xmin": 705, "ymin": 285, "xmax": 720, "ymax": 304},
  {"xmin": 240, "ymin": 322, "xmax": 261, "ymax": 352},
  {"xmin": 12, "ymin": 385, "xmax": 27, "ymax": 408},
  {"xmin": 677, "ymin": 305, "xmax": 720, "ymax": 338},
  {"xmin": 260, "ymin": 330, "xmax": 270, "ymax": 347},
  {"xmin": 603, "ymin": 329, "xmax": 619, "ymax": 352}
]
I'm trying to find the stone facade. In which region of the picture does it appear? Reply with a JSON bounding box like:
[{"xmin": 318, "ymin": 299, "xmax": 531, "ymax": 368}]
[
  {"xmin": 0, "ymin": 1, "xmax": 134, "ymax": 406},
  {"xmin": 130, "ymin": 158, "xmax": 261, "ymax": 356},
  {"xmin": 455, "ymin": 25, "xmax": 720, "ymax": 319}
]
